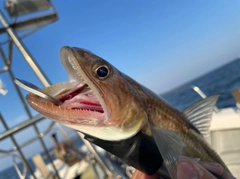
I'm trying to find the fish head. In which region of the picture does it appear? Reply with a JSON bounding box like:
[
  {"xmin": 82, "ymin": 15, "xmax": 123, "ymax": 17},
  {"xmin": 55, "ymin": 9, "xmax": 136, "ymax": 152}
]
[{"xmin": 26, "ymin": 46, "xmax": 148, "ymax": 141}]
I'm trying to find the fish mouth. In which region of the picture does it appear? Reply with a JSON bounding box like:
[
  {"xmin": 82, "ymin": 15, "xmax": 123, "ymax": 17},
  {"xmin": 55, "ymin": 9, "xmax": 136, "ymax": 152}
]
[
  {"xmin": 26, "ymin": 47, "xmax": 108, "ymax": 126},
  {"xmin": 57, "ymin": 82, "xmax": 104, "ymax": 114}
]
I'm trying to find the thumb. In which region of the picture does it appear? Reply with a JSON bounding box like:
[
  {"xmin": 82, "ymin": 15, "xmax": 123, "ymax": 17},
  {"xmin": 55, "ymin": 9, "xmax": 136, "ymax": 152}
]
[{"xmin": 177, "ymin": 160, "xmax": 199, "ymax": 179}]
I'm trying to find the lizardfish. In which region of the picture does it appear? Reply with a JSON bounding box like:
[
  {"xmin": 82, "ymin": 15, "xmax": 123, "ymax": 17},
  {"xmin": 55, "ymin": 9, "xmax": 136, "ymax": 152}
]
[{"xmin": 26, "ymin": 46, "xmax": 230, "ymax": 179}]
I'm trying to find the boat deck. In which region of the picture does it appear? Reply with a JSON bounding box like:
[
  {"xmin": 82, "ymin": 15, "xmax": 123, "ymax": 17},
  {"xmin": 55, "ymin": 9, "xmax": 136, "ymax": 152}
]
[
  {"xmin": 210, "ymin": 108, "xmax": 240, "ymax": 178},
  {"xmin": 31, "ymin": 159, "xmax": 89, "ymax": 179}
]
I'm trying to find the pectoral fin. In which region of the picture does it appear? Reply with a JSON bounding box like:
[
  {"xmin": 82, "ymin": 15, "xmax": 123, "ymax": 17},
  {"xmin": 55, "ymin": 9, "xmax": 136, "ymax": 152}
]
[{"xmin": 149, "ymin": 123, "xmax": 185, "ymax": 179}]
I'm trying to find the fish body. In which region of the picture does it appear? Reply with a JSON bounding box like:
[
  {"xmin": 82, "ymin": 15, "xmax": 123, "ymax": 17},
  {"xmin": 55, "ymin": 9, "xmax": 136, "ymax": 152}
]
[{"xmin": 26, "ymin": 47, "xmax": 229, "ymax": 178}]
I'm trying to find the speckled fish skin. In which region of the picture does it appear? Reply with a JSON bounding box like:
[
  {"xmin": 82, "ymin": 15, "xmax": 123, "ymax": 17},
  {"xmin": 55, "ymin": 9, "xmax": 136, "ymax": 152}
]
[
  {"xmin": 25, "ymin": 47, "xmax": 230, "ymax": 177},
  {"xmin": 140, "ymin": 90, "xmax": 229, "ymax": 172}
]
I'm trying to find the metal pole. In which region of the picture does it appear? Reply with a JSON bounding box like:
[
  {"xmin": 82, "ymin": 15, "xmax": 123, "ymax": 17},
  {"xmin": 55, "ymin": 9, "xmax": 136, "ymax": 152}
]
[
  {"xmin": 0, "ymin": 10, "xmax": 50, "ymax": 87},
  {"xmin": 0, "ymin": 113, "xmax": 37, "ymax": 179},
  {"xmin": 78, "ymin": 132, "xmax": 113, "ymax": 178},
  {"xmin": 0, "ymin": 114, "xmax": 45, "ymax": 141}
]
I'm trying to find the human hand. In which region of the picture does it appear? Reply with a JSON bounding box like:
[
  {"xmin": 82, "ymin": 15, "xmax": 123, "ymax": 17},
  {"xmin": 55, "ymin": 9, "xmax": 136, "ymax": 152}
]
[
  {"xmin": 131, "ymin": 158, "xmax": 236, "ymax": 179},
  {"xmin": 131, "ymin": 170, "xmax": 158, "ymax": 179}
]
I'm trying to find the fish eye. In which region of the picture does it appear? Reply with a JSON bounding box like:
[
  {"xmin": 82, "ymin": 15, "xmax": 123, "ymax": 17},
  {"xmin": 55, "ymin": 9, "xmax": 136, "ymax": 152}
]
[{"xmin": 96, "ymin": 65, "xmax": 109, "ymax": 79}]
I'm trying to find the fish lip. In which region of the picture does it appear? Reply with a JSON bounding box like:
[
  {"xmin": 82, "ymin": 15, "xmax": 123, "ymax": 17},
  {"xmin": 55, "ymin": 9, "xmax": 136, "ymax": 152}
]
[
  {"xmin": 59, "ymin": 46, "xmax": 110, "ymax": 119},
  {"xmin": 60, "ymin": 46, "xmax": 82, "ymax": 82}
]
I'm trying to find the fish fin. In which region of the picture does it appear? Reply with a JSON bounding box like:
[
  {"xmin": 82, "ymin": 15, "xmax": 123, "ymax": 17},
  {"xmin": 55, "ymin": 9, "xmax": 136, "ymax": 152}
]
[
  {"xmin": 182, "ymin": 95, "xmax": 220, "ymax": 137},
  {"xmin": 149, "ymin": 123, "xmax": 185, "ymax": 179}
]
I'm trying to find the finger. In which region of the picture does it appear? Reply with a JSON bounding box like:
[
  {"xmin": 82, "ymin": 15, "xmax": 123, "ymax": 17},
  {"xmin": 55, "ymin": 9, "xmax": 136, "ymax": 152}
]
[
  {"xmin": 131, "ymin": 170, "xmax": 158, "ymax": 179},
  {"xmin": 177, "ymin": 158, "xmax": 217, "ymax": 179},
  {"xmin": 199, "ymin": 161, "xmax": 236, "ymax": 179},
  {"xmin": 177, "ymin": 161, "xmax": 200, "ymax": 179}
]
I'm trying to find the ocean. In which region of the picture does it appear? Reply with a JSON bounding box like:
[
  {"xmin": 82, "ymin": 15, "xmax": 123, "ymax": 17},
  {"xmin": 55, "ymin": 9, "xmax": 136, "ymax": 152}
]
[
  {"xmin": 162, "ymin": 58, "xmax": 240, "ymax": 111},
  {"xmin": 1, "ymin": 58, "xmax": 240, "ymax": 179}
]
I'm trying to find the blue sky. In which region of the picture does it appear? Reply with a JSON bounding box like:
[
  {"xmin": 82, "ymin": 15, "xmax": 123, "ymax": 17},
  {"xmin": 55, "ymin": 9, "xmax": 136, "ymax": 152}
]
[{"xmin": 1, "ymin": 0, "xmax": 240, "ymax": 171}]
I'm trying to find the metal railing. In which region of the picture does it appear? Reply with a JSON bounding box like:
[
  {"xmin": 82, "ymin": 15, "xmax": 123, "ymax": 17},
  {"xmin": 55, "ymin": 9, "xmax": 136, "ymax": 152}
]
[
  {"xmin": 0, "ymin": 7, "xmax": 61, "ymax": 177},
  {"xmin": 0, "ymin": 113, "xmax": 131, "ymax": 179}
]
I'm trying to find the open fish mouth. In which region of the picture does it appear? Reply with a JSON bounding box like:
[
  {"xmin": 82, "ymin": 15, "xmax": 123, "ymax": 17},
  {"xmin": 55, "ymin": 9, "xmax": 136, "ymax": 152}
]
[
  {"xmin": 26, "ymin": 47, "xmax": 108, "ymax": 125},
  {"xmin": 56, "ymin": 82, "xmax": 104, "ymax": 113}
]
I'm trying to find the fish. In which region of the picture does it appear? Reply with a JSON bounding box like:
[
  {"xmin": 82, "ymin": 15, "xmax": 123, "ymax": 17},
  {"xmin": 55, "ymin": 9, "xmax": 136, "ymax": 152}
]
[{"xmin": 26, "ymin": 46, "xmax": 230, "ymax": 178}]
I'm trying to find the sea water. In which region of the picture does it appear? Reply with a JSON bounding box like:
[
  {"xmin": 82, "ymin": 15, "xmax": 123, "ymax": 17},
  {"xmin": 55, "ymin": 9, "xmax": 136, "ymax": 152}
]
[{"xmin": 162, "ymin": 58, "xmax": 240, "ymax": 111}]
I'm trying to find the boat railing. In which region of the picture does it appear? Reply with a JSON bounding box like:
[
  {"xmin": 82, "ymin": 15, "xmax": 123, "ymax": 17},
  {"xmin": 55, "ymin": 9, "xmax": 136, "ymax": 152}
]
[
  {"xmin": 0, "ymin": 113, "xmax": 63, "ymax": 179},
  {"xmin": 0, "ymin": 111, "xmax": 131, "ymax": 179},
  {"xmin": 0, "ymin": 147, "xmax": 27, "ymax": 179}
]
